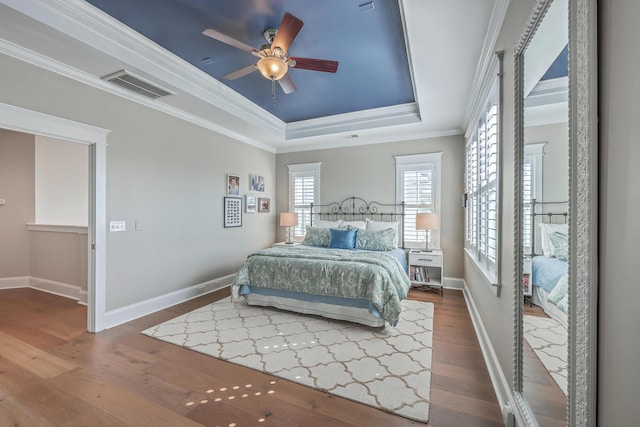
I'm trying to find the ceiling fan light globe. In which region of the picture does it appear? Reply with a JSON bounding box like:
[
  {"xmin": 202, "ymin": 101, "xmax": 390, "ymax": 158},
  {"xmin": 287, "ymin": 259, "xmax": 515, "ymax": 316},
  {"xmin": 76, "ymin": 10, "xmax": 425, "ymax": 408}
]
[{"xmin": 257, "ymin": 56, "xmax": 288, "ymax": 80}]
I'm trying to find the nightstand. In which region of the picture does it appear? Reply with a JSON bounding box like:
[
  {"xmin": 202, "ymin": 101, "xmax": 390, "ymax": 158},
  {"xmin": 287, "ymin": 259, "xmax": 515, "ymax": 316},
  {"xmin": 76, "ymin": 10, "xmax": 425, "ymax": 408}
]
[
  {"xmin": 408, "ymin": 249, "xmax": 444, "ymax": 295},
  {"xmin": 272, "ymin": 242, "xmax": 301, "ymax": 247},
  {"xmin": 523, "ymin": 256, "xmax": 532, "ymax": 306}
]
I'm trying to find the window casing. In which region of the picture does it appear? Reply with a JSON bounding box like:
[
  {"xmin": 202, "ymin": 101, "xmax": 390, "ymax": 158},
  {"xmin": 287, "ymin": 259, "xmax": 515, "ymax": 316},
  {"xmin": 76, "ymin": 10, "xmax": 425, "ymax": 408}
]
[
  {"xmin": 287, "ymin": 162, "xmax": 321, "ymax": 241},
  {"xmin": 523, "ymin": 143, "xmax": 545, "ymax": 255},
  {"xmin": 395, "ymin": 153, "xmax": 442, "ymax": 249},
  {"xmin": 465, "ymin": 78, "xmax": 500, "ymax": 282}
]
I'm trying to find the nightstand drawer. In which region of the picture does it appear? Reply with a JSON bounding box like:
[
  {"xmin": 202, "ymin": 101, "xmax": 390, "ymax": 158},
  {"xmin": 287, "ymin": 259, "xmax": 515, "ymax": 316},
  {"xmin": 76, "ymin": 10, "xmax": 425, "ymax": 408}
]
[{"xmin": 410, "ymin": 254, "xmax": 442, "ymax": 267}]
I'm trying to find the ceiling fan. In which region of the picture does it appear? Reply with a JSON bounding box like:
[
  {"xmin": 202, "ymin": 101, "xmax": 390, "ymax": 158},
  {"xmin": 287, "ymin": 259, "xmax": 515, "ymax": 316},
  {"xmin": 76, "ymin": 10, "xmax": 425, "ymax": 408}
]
[{"xmin": 202, "ymin": 12, "xmax": 338, "ymax": 95}]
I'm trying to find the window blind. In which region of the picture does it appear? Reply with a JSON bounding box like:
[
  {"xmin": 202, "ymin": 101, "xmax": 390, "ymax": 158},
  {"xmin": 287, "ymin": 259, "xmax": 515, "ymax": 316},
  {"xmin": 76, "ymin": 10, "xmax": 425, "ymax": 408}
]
[{"xmin": 288, "ymin": 163, "xmax": 321, "ymax": 240}]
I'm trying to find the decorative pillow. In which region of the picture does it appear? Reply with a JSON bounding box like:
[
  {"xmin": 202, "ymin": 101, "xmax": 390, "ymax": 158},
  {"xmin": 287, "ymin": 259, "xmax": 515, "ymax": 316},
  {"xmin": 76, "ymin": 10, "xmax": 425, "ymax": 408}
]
[
  {"xmin": 328, "ymin": 228, "xmax": 358, "ymax": 249},
  {"xmin": 355, "ymin": 227, "xmax": 396, "ymax": 251},
  {"xmin": 538, "ymin": 223, "xmax": 568, "ymax": 257},
  {"xmin": 547, "ymin": 274, "xmax": 569, "ymax": 314},
  {"xmin": 366, "ymin": 219, "xmax": 400, "ymax": 248},
  {"xmin": 340, "ymin": 220, "xmax": 366, "ymax": 230},
  {"xmin": 313, "ymin": 219, "xmax": 342, "ymax": 229},
  {"xmin": 302, "ymin": 226, "xmax": 330, "ymax": 247},
  {"xmin": 548, "ymin": 231, "xmax": 569, "ymax": 261}
]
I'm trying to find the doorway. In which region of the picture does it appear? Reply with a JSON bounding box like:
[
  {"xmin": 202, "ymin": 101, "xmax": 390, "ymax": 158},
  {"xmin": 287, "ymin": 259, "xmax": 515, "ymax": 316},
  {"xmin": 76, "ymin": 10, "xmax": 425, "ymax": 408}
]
[{"xmin": 0, "ymin": 102, "xmax": 108, "ymax": 332}]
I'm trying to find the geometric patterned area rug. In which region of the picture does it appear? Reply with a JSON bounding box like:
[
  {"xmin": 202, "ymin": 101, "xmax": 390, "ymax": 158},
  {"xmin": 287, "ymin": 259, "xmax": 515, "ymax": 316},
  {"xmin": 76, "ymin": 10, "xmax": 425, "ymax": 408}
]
[
  {"xmin": 142, "ymin": 298, "xmax": 434, "ymax": 423},
  {"xmin": 523, "ymin": 314, "xmax": 568, "ymax": 395}
]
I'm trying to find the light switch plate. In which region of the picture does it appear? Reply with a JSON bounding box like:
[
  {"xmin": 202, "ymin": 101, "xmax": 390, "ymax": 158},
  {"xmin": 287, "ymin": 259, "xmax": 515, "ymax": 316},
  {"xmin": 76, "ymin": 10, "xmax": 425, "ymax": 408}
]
[{"xmin": 109, "ymin": 221, "xmax": 126, "ymax": 232}]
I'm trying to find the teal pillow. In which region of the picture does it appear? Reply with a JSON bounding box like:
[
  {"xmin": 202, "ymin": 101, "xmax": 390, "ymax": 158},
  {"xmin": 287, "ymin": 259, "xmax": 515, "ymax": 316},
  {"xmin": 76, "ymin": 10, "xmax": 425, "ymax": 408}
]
[
  {"xmin": 354, "ymin": 227, "xmax": 395, "ymax": 251},
  {"xmin": 302, "ymin": 226, "xmax": 330, "ymax": 247},
  {"xmin": 328, "ymin": 228, "xmax": 358, "ymax": 249}
]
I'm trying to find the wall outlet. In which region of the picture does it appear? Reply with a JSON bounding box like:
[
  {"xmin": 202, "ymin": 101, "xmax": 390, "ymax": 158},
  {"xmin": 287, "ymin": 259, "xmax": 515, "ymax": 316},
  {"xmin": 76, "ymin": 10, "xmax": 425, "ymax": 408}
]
[{"xmin": 109, "ymin": 221, "xmax": 126, "ymax": 232}]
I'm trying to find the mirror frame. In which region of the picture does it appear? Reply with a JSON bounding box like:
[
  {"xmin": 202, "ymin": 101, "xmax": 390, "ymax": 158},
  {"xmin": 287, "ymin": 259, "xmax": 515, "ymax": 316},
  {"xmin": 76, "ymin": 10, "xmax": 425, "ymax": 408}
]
[{"xmin": 513, "ymin": 0, "xmax": 598, "ymax": 425}]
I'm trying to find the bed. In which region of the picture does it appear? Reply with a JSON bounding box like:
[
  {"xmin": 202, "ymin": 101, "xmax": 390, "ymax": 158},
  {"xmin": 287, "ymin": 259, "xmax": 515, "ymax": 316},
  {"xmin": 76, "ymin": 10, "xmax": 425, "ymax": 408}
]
[
  {"xmin": 232, "ymin": 197, "xmax": 411, "ymax": 327},
  {"xmin": 527, "ymin": 199, "xmax": 569, "ymax": 327}
]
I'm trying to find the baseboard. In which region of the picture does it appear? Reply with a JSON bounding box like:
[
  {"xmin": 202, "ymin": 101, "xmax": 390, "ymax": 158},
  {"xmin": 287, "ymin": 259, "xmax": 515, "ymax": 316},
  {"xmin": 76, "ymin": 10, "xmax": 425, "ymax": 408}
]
[
  {"xmin": 462, "ymin": 281, "xmax": 516, "ymax": 424},
  {"xmin": 443, "ymin": 277, "xmax": 464, "ymax": 290},
  {"xmin": 103, "ymin": 273, "xmax": 236, "ymax": 329},
  {"xmin": 78, "ymin": 290, "xmax": 88, "ymax": 306},
  {"xmin": 0, "ymin": 276, "xmax": 84, "ymax": 303},
  {"xmin": 0, "ymin": 276, "xmax": 30, "ymax": 289},
  {"xmin": 29, "ymin": 277, "xmax": 81, "ymax": 301}
]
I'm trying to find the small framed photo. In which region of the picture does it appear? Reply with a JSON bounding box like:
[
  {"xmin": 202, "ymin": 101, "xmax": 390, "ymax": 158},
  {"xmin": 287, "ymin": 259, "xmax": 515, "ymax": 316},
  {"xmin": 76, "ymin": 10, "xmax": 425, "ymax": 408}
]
[
  {"xmin": 226, "ymin": 173, "xmax": 240, "ymax": 196},
  {"xmin": 224, "ymin": 197, "xmax": 242, "ymax": 227},
  {"xmin": 250, "ymin": 174, "xmax": 265, "ymax": 192},
  {"xmin": 245, "ymin": 195, "xmax": 257, "ymax": 213},
  {"xmin": 258, "ymin": 197, "xmax": 270, "ymax": 213}
]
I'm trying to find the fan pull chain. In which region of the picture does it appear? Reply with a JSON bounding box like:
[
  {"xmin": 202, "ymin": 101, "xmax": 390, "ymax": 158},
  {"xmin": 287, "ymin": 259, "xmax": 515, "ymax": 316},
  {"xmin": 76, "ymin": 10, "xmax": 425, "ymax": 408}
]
[{"xmin": 271, "ymin": 77, "xmax": 277, "ymax": 105}]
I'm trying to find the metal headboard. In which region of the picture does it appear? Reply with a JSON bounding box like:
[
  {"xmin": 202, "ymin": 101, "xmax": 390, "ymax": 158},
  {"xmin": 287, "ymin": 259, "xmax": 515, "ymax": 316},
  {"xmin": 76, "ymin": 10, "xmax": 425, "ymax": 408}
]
[
  {"xmin": 528, "ymin": 198, "xmax": 568, "ymax": 257},
  {"xmin": 310, "ymin": 196, "xmax": 406, "ymax": 248}
]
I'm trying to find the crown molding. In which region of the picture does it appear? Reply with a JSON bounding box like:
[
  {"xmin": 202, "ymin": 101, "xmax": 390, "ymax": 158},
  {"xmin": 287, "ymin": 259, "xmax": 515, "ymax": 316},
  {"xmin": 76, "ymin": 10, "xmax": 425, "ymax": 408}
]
[
  {"xmin": 0, "ymin": 37, "xmax": 277, "ymax": 153},
  {"xmin": 285, "ymin": 103, "xmax": 421, "ymax": 140}
]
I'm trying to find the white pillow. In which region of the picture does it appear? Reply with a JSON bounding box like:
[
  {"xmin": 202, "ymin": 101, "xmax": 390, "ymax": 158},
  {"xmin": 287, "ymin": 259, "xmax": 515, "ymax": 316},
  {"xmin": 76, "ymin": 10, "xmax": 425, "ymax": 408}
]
[
  {"xmin": 366, "ymin": 219, "xmax": 400, "ymax": 248},
  {"xmin": 538, "ymin": 223, "xmax": 568, "ymax": 257},
  {"xmin": 341, "ymin": 220, "xmax": 366, "ymax": 230},
  {"xmin": 313, "ymin": 219, "xmax": 342, "ymax": 228}
]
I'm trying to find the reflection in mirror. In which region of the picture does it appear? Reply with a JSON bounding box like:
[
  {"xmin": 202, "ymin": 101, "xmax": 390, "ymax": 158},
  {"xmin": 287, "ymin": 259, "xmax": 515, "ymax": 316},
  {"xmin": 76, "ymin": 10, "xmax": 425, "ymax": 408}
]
[
  {"xmin": 521, "ymin": 0, "xmax": 569, "ymax": 424},
  {"xmin": 515, "ymin": 0, "xmax": 597, "ymax": 425}
]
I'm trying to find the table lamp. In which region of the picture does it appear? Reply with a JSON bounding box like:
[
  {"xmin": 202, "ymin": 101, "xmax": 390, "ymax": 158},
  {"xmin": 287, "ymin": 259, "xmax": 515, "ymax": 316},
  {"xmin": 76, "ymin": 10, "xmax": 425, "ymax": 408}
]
[
  {"xmin": 416, "ymin": 212, "xmax": 439, "ymax": 252},
  {"xmin": 280, "ymin": 212, "xmax": 299, "ymax": 244}
]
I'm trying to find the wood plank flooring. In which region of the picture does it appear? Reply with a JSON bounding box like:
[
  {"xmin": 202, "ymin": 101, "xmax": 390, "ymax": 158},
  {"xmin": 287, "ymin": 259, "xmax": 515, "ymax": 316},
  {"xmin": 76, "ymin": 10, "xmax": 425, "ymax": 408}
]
[{"xmin": 0, "ymin": 287, "xmax": 505, "ymax": 426}]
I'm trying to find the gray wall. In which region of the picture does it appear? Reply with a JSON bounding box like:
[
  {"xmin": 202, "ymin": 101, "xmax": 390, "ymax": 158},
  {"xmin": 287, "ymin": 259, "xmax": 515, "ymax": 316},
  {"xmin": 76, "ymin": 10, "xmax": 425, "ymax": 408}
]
[
  {"xmin": 599, "ymin": 0, "xmax": 640, "ymax": 423},
  {"xmin": 0, "ymin": 53, "xmax": 276, "ymax": 311},
  {"xmin": 0, "ymin": 129, "xmax": 35, "ymax": 277},
  {"xmin": 276, "ymin": 135, "xmax": 466, "ymax": 279},
  {"xmin": 462, "ymin": 0, "xmax": 535, "ymax": 401},
  {"xmin": 525, "ymin": 122, "xmax": 569, "ymax": 202}
]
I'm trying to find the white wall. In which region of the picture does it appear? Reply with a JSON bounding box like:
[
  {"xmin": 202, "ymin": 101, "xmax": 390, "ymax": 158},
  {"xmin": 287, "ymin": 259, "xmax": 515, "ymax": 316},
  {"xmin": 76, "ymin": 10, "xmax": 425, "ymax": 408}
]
[
  {"xmin": 525, "ymin": 122, "xmax": 569, "ymax": 203},
  {"xmin": 35, "ymin": 135, "xmax": 88, "ymax": 226},
  {"xmin": 599, "ymin": 0, "xmax": 640, "ymax": 423},
  {"xmin": 276, "ymin": 135, "xmax": 466, "ymax": 279},
  {"xmin": 0, "ymin": 52, "xmax": 276, "ymax": 312}
]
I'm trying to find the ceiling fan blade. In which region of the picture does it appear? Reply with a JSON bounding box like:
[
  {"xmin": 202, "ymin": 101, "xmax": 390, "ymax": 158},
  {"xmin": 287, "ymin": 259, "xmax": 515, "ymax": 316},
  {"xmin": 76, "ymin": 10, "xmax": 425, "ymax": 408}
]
[
  {"xmin": 202, "ymin": 29, "xmax": 256, "ymax": 54},
  {"xmin": 289, "ymin": 57, "xmax": 339, "ymax": 73},
  {"xmin": 223, "ymin": 64, "xmax": 257, "ymax": 80},
  {"xmin": 278, "ymin": 73, "xmax": 297, "ymax": 94},
  {"xmin": 271, "ymin": 13, "xmax": 303, "ymax": 54}
]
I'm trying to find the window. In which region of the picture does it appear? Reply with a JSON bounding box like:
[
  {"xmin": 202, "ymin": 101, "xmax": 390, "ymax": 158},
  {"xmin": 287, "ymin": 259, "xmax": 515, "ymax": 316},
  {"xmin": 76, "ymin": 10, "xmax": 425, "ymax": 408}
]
[
  {"xmin": 287, "ymin": 162, "xmax": 321, "ymax": 240},
  {"xmin": 395, "ymin": 153, "xmax": 442, "ymax": 249},
  {"xmin": 465, "ymin": 75, "xmax": 500, "ymax": 282},
  {"xmin": 523, "ymin": 143, "xmax": 545, "ymax": 255}
]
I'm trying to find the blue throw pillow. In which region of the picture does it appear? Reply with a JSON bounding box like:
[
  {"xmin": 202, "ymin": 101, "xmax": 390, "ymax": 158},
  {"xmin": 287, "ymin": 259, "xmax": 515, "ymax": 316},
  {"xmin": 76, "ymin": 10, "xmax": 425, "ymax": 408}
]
[{"xmin": 328, "ymin": 228, "xmax": 358, "ymax": 249}]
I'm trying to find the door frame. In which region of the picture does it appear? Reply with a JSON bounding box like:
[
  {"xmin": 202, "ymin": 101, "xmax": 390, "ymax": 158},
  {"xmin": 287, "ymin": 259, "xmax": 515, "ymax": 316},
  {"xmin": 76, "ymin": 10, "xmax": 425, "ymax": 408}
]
[{"xmin": 0, "ymin": 102, "xmax": 108, "ymax": 332}]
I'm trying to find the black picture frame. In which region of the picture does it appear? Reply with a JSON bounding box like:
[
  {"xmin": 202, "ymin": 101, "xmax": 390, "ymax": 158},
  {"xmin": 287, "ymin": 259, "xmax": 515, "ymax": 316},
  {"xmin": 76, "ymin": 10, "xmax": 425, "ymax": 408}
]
[{"xmin": 224, "ymin": 197, "xmax": 242, "ymax": 227}]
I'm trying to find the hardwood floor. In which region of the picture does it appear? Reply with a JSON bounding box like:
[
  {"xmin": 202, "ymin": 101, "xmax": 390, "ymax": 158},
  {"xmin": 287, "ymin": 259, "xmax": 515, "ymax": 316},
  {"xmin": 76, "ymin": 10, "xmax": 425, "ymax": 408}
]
[{"xmin": 0, "ymin": 287, "xmax": 505, "ymax": 426}]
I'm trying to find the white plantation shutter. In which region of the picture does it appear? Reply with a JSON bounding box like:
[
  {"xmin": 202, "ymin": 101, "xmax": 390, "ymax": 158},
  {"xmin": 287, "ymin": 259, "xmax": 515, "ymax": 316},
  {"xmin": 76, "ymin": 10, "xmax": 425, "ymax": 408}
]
[
  {"xmin": 465, "ymin": 77, "xmax": 500, "ymax": 281},
  {"xmin": 288, "ymin": 163, "xmax": 320, "ymax": 240},
  {"xmin": 523, "ymin": 143, "xmax": 545, "ymax": 255},
  {"xmin": 395, "ymin": 153, "xmax": 441, "ymax": 248}
]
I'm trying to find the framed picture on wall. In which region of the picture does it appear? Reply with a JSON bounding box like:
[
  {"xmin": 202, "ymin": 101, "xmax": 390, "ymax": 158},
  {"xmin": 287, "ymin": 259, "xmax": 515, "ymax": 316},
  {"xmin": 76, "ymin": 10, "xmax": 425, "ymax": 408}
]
[
  {"xmin": 224, "ymin": 197, "xmax": 242, "ymax": 227},
  {"xmin": 226, "ymin": 173, "xmax": 240, "ymax": 196},
  {"xmin": 245, "ymin": 195, "xmax": 257, "ymax": 213},
  {"xmin": 258, "ymin": 197, "xmax": 270, "ymax": 213},
  {"xmin": 250, "ymin": 174, "xmax": 265, "ymax": 192}
]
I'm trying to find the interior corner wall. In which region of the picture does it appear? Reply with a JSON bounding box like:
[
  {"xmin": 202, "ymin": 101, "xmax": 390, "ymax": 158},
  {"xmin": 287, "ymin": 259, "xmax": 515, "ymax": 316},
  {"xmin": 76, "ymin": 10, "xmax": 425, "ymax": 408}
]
[
  {"xmin": 0, "ymin": 53, "xmax": 276, "ymax": 312},
  {"xmin": 0, "ymin": 129, "xmax": 35, "ymax": 278},
  {"xmin": 275, "ymin": 135, "xmax": 466, "ymax": 279},
  {"xmin": 598, "ymin": 0, "xmax": 640, "ymax": 423}
]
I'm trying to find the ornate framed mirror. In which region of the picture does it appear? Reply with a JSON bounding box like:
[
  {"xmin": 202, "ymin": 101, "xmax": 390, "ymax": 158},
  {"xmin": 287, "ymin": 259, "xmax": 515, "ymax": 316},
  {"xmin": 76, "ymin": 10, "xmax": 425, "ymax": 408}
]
[{"xmin": 513, "ymin": 0, "xmax": 597, "ymax": 425}]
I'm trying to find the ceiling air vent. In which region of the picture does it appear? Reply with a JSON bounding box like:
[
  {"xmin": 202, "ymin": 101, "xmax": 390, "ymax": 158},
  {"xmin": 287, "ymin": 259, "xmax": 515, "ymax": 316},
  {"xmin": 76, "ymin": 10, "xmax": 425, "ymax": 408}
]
[{"xmin": 101, "ymin": 70, "xmax": 174, "ymax": 99}]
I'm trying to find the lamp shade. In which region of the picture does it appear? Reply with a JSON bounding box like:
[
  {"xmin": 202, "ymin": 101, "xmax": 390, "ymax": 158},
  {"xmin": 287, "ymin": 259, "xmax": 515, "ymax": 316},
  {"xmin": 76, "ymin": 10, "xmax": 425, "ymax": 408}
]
[
  {"xmin": 280, "ymin": 212, "xmax": 298, "ymax": 227},
  {"xmin": 416, "ymin": 212, "xmax": 439, "ymax": 230},
  {"xmin": 257, "ymin": 56, "xmax": 288, "ymax": 80}
]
